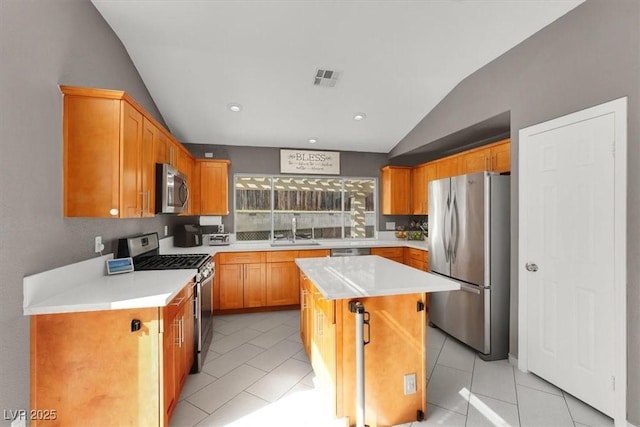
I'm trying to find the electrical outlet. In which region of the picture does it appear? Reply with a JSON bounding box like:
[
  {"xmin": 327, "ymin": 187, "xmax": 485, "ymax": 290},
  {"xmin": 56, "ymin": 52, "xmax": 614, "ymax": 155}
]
[
  {"xmin": 164, "ymin": 225, "xmax": 169, "ymax": 236},
  {"xmin": 386, "ymin": 221, "xmax": 396, "ymax": 231},
  {"xmin": 94, "ymin": 236, "xmax": 104, "ymax": 253},
  {"xmin": 404, "ymin": 373, "xmax": 417, "ymax": 395}
]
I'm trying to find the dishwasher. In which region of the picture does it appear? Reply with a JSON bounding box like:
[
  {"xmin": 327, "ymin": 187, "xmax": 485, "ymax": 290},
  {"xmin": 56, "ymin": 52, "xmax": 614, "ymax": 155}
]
[{"xmin": 330, "ymin": 247, "xmax": 371, "ymax": 257}]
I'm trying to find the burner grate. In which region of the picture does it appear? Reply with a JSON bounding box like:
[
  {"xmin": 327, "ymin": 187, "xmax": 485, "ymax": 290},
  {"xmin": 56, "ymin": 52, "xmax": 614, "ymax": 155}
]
[{"xmin": 134, "ymin": 254, "xmax": 208, "ymax": 271}]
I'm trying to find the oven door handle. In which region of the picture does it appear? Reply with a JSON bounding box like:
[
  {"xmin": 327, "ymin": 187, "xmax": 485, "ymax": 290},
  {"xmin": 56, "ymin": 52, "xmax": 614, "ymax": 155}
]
[{"xmin": 193, "ymin": 280, "xmax": 201, "ymax": 318}]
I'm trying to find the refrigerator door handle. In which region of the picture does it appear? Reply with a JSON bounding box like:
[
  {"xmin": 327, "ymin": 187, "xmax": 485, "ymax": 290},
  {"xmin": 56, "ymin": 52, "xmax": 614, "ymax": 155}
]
[
  {"xmin": 443, "ymin": 194, "xmax": 451, "ymax": 262},
  {"xmin": 451, "ymin": 193, "xmax": 459, "ymax": 263}
]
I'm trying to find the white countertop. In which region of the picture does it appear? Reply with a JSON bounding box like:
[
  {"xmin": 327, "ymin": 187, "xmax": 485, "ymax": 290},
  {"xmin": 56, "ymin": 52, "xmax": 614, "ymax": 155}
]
[
  {"xmin": 295, "ymin": 255, "xmax": 459, "ymax": 300},
  {"xmin": 23, "ymin": 255, "xmax": 196, "ymax": 315},
  {"xmin": 23, "ymin": 238, "xmax": 430, "ymax": 316},
  {"xmin": 163, "ymin": 237, "xmax": 429, "ymax": 256}
]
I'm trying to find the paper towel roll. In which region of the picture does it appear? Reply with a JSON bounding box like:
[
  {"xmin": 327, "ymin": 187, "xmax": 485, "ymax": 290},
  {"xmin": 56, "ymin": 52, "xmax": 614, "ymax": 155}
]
[{"xmin": 199, "ymin": 216, "xmax": 222, "ymax": 226}]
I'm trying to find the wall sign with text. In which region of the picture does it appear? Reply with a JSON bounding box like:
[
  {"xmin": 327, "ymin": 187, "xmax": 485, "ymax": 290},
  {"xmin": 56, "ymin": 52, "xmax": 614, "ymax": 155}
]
[{"xmin": 280, "ymin": 149, "xmax": 340, "ymax": 175}]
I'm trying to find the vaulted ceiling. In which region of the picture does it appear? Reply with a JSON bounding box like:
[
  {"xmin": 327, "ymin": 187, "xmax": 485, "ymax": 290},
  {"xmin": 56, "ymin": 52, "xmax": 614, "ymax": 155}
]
[{"xmin": 92, "ymin": 0, "xmax": 583, "ymax": 153}]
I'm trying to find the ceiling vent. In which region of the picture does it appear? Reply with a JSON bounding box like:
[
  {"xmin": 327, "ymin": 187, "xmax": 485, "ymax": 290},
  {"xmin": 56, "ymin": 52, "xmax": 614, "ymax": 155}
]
[{"xmin": 313, "ymin": 69, "xmax": 340, "ymax": 87}]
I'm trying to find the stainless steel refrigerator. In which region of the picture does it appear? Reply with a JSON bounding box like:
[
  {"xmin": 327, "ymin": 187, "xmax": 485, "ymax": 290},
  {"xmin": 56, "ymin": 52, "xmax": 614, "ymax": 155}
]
[{"xmin": 428, "ymin": 171, "xmax": 510, "ymax": 360}]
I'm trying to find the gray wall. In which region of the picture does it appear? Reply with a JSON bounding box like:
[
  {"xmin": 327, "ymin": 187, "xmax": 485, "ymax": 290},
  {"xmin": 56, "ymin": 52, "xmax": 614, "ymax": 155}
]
[
  {"xmin": 183, "ymin": 144, "xmax": 408, "ymax": 232},
  {"xmin": 0, "ymin": 0, "xmax": 196, "ymax": 419},
  {"xmin": 390, "ymin": 1, "xmax": 640, "ymax": 423}
]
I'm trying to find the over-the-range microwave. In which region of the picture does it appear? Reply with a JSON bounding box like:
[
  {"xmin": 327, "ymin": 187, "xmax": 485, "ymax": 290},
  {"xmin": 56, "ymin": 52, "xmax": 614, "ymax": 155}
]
[{"xmin": 155, "ymin": 163, "xmax": 189, "ymax": 214}]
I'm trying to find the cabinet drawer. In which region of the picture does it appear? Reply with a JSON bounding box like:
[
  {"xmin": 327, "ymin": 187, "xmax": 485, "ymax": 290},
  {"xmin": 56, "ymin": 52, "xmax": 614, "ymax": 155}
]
[
  {"xmin": 312, "ymin": 286, "xmax": 335, "ymax": 324},
  {"xmin": 297, "ymin": 249, "xmax": 330, "ymax": 258},
  {"xmin": 218, "ymin": 251, "xmax": 266, "ymax": 264},
  {"xmin": 164, "ymin": 281, "xmax": 194, "ymax": 320},
  {"xmin": 266, "ymin": 250, "xmax": 298, "ymax": 263},
  {"xmin": 407, "ymin": 259, "xmax": 427, "ymax": 271},
  {"xmin": 404, "ymin": 247, "xmax": 427, "ymax": 263},
  {"xmin": 371, "ymin": 247, "xmax": 403, "ymax": 259}
]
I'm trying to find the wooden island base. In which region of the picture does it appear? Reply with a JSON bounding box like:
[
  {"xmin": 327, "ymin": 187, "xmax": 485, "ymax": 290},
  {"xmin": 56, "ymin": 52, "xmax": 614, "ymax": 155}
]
[{"xmin": 301, "ymin": 272, "xmax": 428, "ymax": 427}]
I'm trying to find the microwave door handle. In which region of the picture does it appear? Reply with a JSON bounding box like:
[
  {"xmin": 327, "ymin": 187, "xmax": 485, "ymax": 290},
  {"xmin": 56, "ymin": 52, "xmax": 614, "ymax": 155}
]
[{"xmin": 179, "ymin": 182, "xmax": 189, "ymax": 207}]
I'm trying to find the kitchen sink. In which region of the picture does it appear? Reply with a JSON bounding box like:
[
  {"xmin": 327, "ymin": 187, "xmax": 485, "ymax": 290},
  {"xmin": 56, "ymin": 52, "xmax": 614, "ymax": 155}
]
[{"xmin": 270, "ymin": 240, "xmax": 321, "ymax": 247}]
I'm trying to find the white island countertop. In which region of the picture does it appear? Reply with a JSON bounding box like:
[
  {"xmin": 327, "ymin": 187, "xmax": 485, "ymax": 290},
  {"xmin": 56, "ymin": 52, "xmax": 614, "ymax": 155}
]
[{"xmin": 295, "ymin": 255, "xmax": 459, "ymax": 300}]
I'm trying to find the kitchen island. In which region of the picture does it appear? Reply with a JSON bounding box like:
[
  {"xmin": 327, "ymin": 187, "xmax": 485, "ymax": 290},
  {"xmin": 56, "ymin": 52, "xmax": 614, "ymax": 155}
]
[{"xmin": 295, "ymin": 255, "xmax": 459, "ymax": 427}]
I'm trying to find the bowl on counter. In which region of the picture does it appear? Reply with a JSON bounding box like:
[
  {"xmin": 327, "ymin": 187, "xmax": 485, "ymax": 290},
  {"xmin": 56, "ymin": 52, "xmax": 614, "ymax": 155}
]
[
  {"xmin": 395, "ymin": 231, "xmax": 407, "ymax": 240},
  {"xmin": 407, "ymin": 231, "xmax": 424, "ymax": 241}
]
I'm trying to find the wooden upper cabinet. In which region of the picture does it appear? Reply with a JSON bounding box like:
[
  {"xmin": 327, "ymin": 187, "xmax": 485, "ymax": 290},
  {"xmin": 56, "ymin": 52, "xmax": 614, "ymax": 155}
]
[
  {"xmin": 197, "ymin": 159, "xmax": 231, "ymax": 215},
  {"xmin": 155, "ymin": 130, "xmax": 170, "ymax": 164},
  {"xmin": 460, "ymin": 146, "xmax": 492, "ymax": 175},
  {"xmin": 490, "ymin": 139, "xmax": 511, "ymax": 173},
  {"xmin": 411, "ymin": 163, "xmax": 436, "ymax": 215},
  {"xmin": 167, "ymin": 139, "xmax": 181, "ymax": 168},
  {"xmin": 63, "ymin": 87, "xmax": 147, "ymax": 218},
  {"xmin": 141, "ymin": 117, "xmax": 160, "ymax": 217},
  {"xmin": 435, "ymin": 154, "xmax": 461, "ymax": 179},
  {"xmin": 381, "ymin": 166, "xmax": 412, "ymax": 215},
  {"xmin": 61, "ymin": 85, "xmax": 182, "ymax": 218},
  {"xmin": 460, "ymin": 139, "xmax": 511, "ymax": 174},
  {"xmin": 176, "ymin": 147, "xmax": 194, "ymax": 215}
]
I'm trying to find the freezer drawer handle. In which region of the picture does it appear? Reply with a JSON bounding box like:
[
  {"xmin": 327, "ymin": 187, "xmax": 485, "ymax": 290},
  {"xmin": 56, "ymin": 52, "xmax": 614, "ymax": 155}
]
[
  {"xmin": 460, "ymin": 284, "xmax": 481, "ymax": 295},
  {"xmin": 525, "ymin": 262, "xmax": 539, "ymax": 272}
]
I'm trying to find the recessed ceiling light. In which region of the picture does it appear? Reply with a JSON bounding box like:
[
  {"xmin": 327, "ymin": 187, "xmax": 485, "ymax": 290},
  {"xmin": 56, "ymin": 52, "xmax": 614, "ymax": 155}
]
[
  {"xmin": 353, "ymin": 112, "xmax": 367, "ymax": 121},
  {"xmin": 227, "ymin": 103, "xmax": 242, "ymax": 112},
  {"xmin": 308, "ymin": 138, "xmax": 318, "ymax": 144}
]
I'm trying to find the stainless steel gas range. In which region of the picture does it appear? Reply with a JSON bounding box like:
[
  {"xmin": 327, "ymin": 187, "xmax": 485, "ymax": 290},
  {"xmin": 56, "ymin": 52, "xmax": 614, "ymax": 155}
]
[{"xmin": 117, "ymin": 232, "xmax": 214, "ymax": 373}]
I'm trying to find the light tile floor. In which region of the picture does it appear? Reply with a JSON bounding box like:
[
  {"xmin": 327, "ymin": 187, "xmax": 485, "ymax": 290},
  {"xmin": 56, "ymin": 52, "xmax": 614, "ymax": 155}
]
[{"xmin": 170, "ymin": 310, "xmax": 614, "ymax": 427}]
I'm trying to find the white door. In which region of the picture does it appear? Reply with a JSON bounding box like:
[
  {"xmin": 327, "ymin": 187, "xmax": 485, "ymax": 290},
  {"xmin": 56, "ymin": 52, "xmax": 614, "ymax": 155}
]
[{"xmin": 519, "ymin": 99, "xmax": 626, "ymax": 419}]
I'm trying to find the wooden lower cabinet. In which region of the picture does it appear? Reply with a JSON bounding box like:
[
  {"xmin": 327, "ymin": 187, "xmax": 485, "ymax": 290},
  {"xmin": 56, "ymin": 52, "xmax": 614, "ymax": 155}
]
[
  {"xmin": 403, "ymin": 248, "xmax": 430, "ymax": 310},
  {"xmin": 243, "ymin": 263, "xmax": 268, "ymax": 307},
  {"xmin": 300, "ymin": 273, "xmax": 312, "ymax": 357},
  {"xmin": 30, "ymin": 281, "xmax": 194, "ymax": 427},
  {"xmin": 163, "ymin": 282, "xmax": 195, "ymax": 424},
  {"xmin": 217, "ymin": 252, "xmax": 267, "ymax": 309},
  {"xmin": 217, "ymin": 249, "xmax": 329, "ymax": 312},
  {"xmin": 403, "ymin": 247, "xmax": 429, "ymax": 271},
  {"xmin": 299, "ymin": 275, "xmax": 428, "ymax": 427},
  {"xmin": 371, "ymin": 246, "xmax": 404, "ymax": 263},
  {"xmin": 267, "ymin": 262, "xmax": 300, "ymax": 306},
  {"xmin": 218, "ymin": 262, "xmax": 266, "ymax": 309},
  {"xmin": 218, "ymin": 263, "xmax": 245, "ymax": 309}
]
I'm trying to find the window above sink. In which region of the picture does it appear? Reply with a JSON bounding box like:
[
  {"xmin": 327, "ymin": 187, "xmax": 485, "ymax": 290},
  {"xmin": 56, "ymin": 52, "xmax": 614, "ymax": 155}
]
[{"xmin": 234, "ymin": 175, "xmax": 377, "ymax": 242}]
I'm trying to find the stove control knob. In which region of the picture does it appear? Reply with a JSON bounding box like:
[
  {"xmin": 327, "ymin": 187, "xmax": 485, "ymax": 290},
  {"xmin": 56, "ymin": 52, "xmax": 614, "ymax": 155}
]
[{"xmin": 195, "ymin": 272, "xmax": 202, "ymax": 282}]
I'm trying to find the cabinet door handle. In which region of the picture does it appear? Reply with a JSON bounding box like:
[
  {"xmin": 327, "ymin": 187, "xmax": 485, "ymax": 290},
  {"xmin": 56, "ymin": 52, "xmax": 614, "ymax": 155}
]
[
  {"xmin": 316, "ymin": 311, "xmax": 323, "ymax": 337},
  {"xmin": 170, "ymin": 296, "xmax": 186, "ymax": 306},
  {"xmin": 180, "ymin": 316, "xmax": 185, "ymax": 345},
  {"xmin": 174, "ymin": 319, "xmax": 181, "ymax": 346}
]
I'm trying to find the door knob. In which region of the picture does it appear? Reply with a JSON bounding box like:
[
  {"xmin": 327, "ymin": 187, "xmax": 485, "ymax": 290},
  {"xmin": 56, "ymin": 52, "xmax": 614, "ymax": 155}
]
[{"xmin": 525, "ymin": 262, "xmax": 539, "ymax": 272}]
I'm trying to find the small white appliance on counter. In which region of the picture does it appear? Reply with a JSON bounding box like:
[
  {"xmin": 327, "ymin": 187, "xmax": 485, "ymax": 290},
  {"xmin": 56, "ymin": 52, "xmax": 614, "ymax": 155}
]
[{"xmin": 200, "ymin": 225, "xmax": 230, "ymax": 246}]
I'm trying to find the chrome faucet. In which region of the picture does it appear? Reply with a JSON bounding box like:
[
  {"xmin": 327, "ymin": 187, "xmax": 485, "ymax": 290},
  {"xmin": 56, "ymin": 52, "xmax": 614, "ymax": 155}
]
[{"xmin": 291, "ymin": 217, "xmax": 297, "ymax": 242}]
